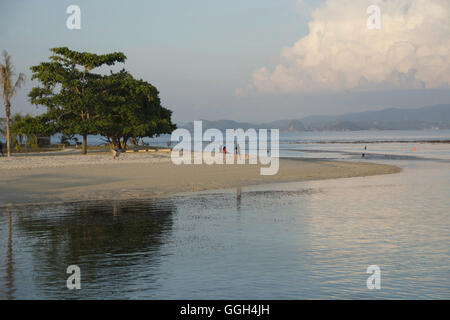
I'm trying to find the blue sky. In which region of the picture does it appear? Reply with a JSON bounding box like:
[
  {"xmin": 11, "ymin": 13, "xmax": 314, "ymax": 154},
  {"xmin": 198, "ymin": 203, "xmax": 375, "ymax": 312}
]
[{"xmin": 1, "ymin": 0, "xmax": 449, "ymax": 122}]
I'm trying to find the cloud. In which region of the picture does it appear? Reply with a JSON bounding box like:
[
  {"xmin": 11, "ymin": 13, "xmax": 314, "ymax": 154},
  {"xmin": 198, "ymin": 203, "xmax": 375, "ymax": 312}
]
[{"xmin": 249, "ymin": 0, "xmax": 450, "ymax": 93}]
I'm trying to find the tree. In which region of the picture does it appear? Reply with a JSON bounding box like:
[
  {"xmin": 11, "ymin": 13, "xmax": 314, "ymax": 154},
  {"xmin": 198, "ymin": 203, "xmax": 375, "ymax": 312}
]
[
  {"xmin": 10, "ymin": 113, "xmax": 29, "ymax": 149},
  {"xmin": 0, "ymin": 50, "xmax": 25, "ymax": 157},
  {"xmin": 11, "ymin": 113, "xmax": 58, "ymax": 138},
  {"xmin": 10, "ymin": 113, "xmax": 59, "ymax": 151},
  {"xmin": 29, "ymin": 47, "xmax": 126, "ymax": 154},
  {"xmin": 96, "ymin": 70, "xmax": 175, "ymax": 150}
]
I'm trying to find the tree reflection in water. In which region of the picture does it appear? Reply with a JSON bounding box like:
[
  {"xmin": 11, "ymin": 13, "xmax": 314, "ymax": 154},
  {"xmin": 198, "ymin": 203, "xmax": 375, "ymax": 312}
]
[
  {"xmin": 13, "ymin": 199, "xmax": 175, "ymax": 299},
  {"xmin": 3, "ymin": 208, "xmax": 15, "ymax": 299}
]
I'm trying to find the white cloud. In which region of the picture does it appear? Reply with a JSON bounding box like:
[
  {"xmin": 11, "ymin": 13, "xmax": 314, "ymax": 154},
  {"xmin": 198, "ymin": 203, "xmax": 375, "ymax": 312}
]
[{"xmin": 249, "ymin": 0, "xmax": 450, "ymax": 93}]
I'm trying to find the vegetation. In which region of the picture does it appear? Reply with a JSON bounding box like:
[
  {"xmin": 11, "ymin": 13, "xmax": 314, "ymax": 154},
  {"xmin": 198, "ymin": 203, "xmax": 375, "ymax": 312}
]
[
  {"xmin": 96, "ymin": 70, "xmax": 175, "ymax": 150},
  {"xmin": 29, "ymin": 47, "xmax": 126, "ymax": 154},
  {"xmin": 0, "ymin": 50, "xmax": 25, "ymax": 157},
  {"xmin": 9, "ymin": 113, "xmax": 59, "ymax": 151},
  {"xmin": 28, "ymin": 47, "xmax": 175, "ymax": 154}
]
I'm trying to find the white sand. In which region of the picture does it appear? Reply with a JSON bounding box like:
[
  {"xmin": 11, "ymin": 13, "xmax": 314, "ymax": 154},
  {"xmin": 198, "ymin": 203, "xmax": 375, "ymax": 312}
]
[
  {"xmin": 0, "ymin": 151, "xmax": 171, "ymax": 169},
  {"xmin": 0, "ymin": 152, "xmax": 401, "ymax": 206}
]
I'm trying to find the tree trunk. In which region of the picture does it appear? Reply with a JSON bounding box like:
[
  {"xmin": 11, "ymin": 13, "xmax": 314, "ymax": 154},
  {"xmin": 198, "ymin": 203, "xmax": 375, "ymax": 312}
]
[
  {"xmin": 122, "ymin": 136, "xmax": 128, "ymax": 151},
  {"xmin": 5, "ymin": 112, "xmax": 11, "ymax": 158},
  {"xmin": 111, "ymin": 136, "xmax": 118, "ymax": 150},
  {"xmin": 81, "ymin": 134, "xmax": 87, "ymax": 155}
]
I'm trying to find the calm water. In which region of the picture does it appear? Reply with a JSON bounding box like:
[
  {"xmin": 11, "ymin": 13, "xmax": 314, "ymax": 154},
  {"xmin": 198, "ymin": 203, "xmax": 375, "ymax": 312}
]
[{"xmin": 1, "ymin": 132, "xmax": 449, "ymax": 299}]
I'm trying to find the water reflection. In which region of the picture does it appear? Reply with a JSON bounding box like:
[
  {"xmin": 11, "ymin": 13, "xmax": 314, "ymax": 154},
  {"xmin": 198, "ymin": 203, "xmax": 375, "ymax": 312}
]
[
  {"xmin": 3, "ymin": 209, "xmax": 15, "ymax": 299},
  {"xmin": 1, "ymin": 162, "xmax": 449, "ymax": 299},
  {"xmin": 236, "ymin": 187, "xmax": 242, "ymax": 211},
  {"xmin": 3, "ymin": 199, "xmax": 175, "ymax": 299}
]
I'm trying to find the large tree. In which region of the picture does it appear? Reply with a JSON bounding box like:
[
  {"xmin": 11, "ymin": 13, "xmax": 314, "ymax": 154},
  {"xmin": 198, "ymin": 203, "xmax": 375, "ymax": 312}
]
[
  {"xmin": 96, "ymin": 70, "xmax": 175, "ymax": 150},
  {"xmin": 29, "ymin": 47, "xmax": 126, "ymax": 154},
  {"xmin": 0, "ymin": 50, "xmax": 25, "ymax": 157}
]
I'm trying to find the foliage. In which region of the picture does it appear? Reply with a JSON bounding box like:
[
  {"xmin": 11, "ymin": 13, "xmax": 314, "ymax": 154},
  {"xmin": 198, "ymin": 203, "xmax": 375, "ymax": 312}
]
[
  {"xmin": 28, "ymin": 47, "xmax": 126, "ymax": 154},
  {"xmin": 11, "ymin": 113, "xmax": 58, "ymax": 137},
  {"xmin": 8, "ymin": 113, "xmax": 54, "ymax": 151},
  {"xmin": 96, "ymin": 70, "xmax": 176, "ymax": 150},
  {"xmin": 28, "ymin": 47, "xmax": 175, "ymax": 152}
]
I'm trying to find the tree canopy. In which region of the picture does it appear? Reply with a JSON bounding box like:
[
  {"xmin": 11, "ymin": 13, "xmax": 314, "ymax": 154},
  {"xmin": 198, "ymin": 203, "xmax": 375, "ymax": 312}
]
[
  {"xmin": 10, "ymin": 113, "xmax": 58, "ymax": 138},
  {"xmin": 29, "ymin": 47, "xmax": 127, "ymax": 154},
  {"xmin": 96, "ymin": 70, "xmax": 175, "ymax": 149},
  {"xmin": 28, "ymin": 47, "xmax": 175, "ymax": 153}
]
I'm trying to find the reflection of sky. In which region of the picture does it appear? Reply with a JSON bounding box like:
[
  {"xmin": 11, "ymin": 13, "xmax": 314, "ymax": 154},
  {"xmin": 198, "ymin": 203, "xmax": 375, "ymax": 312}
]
[
  {"xmin": 279, "ymin": 130, "xmax": 450, "ymax": 160},
  {"xmin": 281, "ymin": 142, "xmax": 450, "ymax": 160},
  {"xmin": 1, "ymin": 160, "xmax": 449, "ymax": 299},
  {"xmin": 301, "ymin": 164, "xmax": 450, "ymax": 298},
  {"xmin": 231, "ymin": 161, "xmax": 450, "ymax": 298}
]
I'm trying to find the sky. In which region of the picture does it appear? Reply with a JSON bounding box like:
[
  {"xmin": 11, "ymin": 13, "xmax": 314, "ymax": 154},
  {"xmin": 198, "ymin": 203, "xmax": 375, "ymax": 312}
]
[{"xmin": 0, "ymin": 0, "xmax": 449, "ymax": 123}]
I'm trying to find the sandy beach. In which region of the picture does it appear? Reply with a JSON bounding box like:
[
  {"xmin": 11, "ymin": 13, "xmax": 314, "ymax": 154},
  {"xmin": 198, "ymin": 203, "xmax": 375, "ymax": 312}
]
[{"xmin": 0, "ymin": 151, "xmax": 400, "ymax": 207}]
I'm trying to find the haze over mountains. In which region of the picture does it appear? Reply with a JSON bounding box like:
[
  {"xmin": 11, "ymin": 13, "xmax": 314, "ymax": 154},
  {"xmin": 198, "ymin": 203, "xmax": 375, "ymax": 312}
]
[{"xmin": 181, "ymin": 104, "xmax": 450, "ymax": 132}]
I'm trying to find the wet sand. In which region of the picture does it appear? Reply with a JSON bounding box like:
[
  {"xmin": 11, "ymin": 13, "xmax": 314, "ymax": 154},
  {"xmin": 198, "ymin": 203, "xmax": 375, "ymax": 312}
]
[{"xmin": 0, "ymin": 152, "xmax": 400, "ymax": 206}]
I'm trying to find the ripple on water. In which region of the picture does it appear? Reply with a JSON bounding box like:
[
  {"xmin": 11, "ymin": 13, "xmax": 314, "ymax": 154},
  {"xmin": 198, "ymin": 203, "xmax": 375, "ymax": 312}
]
[{"xmin": 0, "ymin": 161, "xmax": 449, "ymax": 299}]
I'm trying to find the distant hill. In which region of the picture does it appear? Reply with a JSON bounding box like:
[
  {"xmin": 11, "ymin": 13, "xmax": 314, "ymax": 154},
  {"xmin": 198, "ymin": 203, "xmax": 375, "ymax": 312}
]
[
  {"xmin": 179, "ymin": 104, "xmax": 450, "ymax": 132},
  {"xmin": 182, "ymin": 119, "xmax": 256, "ymax": 132}
]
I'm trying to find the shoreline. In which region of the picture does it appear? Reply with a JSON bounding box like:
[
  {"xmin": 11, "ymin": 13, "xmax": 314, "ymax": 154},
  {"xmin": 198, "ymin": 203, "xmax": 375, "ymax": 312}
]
[
  {"xmin": 291, "ymin": 140, "xmax": 450, "ymax": 144},
  {"xmin": 0, "ymin": 153, "xmax": 401, "ymax": 207}
]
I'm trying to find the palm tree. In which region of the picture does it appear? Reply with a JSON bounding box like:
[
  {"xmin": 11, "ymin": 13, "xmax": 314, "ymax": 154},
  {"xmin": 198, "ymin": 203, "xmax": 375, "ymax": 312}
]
[{"xmin": 0, "ymin": 50, "xmax": 25, "ymax": 157}]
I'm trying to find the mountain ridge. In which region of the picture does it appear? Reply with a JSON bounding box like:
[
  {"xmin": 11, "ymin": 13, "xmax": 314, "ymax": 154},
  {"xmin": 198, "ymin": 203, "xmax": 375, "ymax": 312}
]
[{"xmin": 179, "ymin": 104, "xmax": 450, "ymax": 132}]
